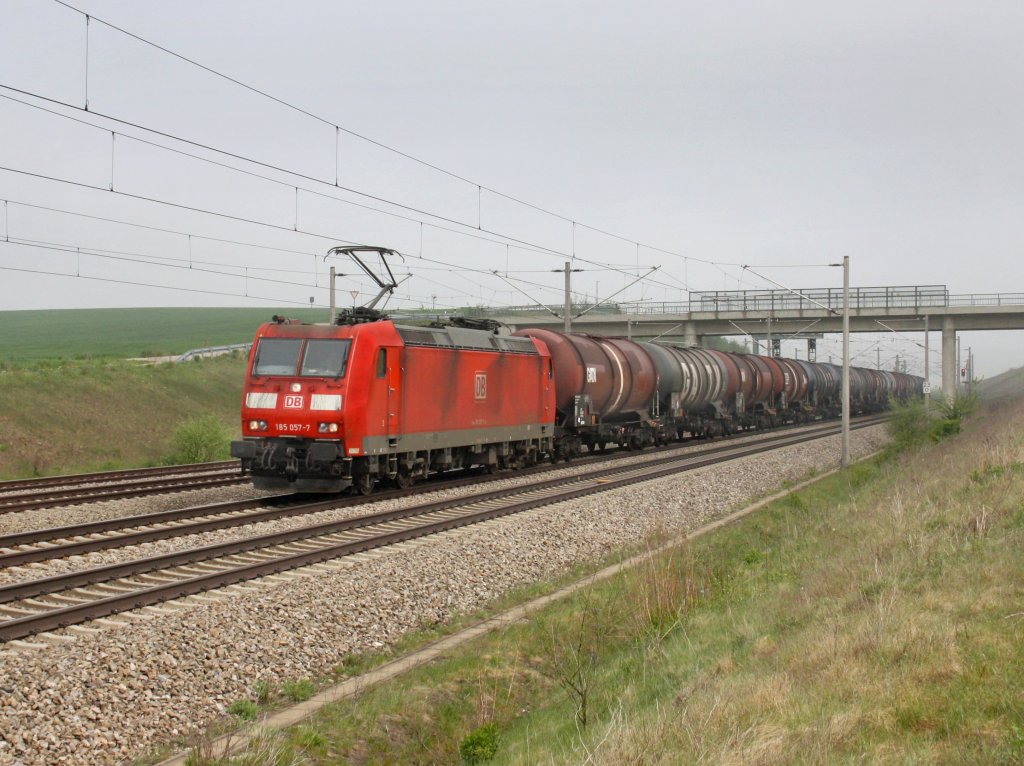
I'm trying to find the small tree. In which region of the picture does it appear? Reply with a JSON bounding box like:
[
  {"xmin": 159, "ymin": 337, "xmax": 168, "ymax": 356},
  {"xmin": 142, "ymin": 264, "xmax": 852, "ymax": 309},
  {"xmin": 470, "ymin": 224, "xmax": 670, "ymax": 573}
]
[{"xmin": 537, "ymin": 590, "xmax": 620, "ymax": 728}]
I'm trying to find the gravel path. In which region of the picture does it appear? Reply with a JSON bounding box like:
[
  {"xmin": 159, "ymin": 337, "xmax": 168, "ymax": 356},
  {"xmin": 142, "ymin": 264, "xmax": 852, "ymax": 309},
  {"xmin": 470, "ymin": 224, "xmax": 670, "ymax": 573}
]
[{"xmin": 0, "ymin": 425, "xmax": 889, "ymax": 766}]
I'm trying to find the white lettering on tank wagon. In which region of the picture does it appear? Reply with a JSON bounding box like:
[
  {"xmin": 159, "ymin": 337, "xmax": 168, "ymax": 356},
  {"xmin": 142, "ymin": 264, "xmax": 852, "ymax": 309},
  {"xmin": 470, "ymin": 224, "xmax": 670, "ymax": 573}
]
[{"xmin": 586, "ymin": 366, "xmax": 597, "ymax": 383}]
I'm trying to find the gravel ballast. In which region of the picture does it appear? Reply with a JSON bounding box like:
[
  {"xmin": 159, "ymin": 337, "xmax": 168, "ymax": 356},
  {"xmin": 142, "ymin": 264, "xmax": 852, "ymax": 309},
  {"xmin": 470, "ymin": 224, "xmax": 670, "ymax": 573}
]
[{"xmin": 0, "ymin": 426, "xmax": 889, "ymax": 765}]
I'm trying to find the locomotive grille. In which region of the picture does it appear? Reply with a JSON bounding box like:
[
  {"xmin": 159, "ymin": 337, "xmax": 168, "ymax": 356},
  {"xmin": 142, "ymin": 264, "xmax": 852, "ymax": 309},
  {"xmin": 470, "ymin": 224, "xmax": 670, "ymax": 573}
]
[{"xmin": 396, "ymin": 326, "xmax": 539, "ymax": 354}]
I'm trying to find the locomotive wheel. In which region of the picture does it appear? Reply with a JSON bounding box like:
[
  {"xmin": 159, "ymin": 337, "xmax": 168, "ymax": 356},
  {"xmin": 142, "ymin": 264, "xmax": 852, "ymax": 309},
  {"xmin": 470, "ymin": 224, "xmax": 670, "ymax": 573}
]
[
  {"xmin": 355, "ymin": 474, "xmax": 375, "ymax": 496},
  {"xmin": 395, "ymin": 471, "xmax": 414, "ymax": 490}
]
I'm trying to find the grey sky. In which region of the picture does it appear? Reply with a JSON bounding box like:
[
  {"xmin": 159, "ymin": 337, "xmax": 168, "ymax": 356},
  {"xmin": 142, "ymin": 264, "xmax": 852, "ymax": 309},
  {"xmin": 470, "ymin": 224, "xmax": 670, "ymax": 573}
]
[{"xmin": 1, "ymin": 0, "xmax": 1021, "ymax": 377}]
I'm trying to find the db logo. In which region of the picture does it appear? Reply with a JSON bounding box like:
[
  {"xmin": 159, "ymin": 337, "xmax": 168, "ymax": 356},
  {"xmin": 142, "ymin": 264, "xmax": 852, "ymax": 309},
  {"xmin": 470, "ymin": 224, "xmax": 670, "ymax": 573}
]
[
  {"xmin": 475, "ymin": 373, "xmax": 487, "ymax": 400},
  {"xmin": 284, "ymin": 394, "xmax": 304, "ymax": 408}
]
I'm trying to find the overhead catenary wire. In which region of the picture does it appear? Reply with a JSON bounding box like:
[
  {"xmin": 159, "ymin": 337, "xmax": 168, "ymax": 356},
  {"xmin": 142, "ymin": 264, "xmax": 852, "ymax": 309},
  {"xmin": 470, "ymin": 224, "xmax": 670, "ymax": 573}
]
[
  {"xmin": 2, "ymin": 5, "xmax": 862, "ymax": 311},
  {"xmin": 0, "ymin": 89, "xmax": 694, "ymax": 297},
  {"xmin": 2, "ymin": 14, "xmax": 804, "ymax": 281},
  {"xmin": 0, "ymin": 238, "xmax": 471, "ymax": 312},
  {"xmin": 0, "ymin": 160, "xmax": 688, "ymax": 312},
  {"xmin": 44, "ymin": 0, "xmax": 731, "ymax": 270}
]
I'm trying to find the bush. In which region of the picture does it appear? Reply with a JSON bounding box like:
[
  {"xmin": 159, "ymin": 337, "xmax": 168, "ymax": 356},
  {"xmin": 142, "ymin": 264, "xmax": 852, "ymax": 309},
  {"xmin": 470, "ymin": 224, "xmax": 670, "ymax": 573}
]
[
  {"xmin": 888, "ymin": 393, "xmax": 976, "ymax": 450},
  {"xmin": 227, "ymin": 699, "xmax": 258, "ymax": 721},
  {"xmin": 253, "ymin": 680, "xmax": 272, "ymax": 704},
  {"xmin": 459, "ymin": 723, "xmax": 499, "ymax": 764},
  {"xmin": 282, "ymin": 678, "xmax": 316, "ymax": 702},
  {"xmin": 887, "ymin": 398, "xmax": 930, "ymax": 449},
  {"xmin": 169, "ymin": 415, "xmax": 231, "ymax": 464},
  {"xmin": 936, "ymin": 391, "xmax": 977, "ymax": 421}
]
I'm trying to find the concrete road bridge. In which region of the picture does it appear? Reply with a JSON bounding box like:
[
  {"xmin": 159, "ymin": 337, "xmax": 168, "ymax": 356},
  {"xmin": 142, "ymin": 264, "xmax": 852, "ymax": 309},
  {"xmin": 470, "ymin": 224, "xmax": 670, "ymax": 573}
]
[{"xmin": 485, "ymin": 286, "xmax": 1024, "ymax": 401}]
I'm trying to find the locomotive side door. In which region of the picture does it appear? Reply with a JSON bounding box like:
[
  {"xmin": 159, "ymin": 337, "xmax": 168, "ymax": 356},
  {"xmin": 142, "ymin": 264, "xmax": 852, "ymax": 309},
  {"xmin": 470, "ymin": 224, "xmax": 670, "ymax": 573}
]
[{"xmin": 381, "ymin": 345, "xmax": 402, "ymax": 442}]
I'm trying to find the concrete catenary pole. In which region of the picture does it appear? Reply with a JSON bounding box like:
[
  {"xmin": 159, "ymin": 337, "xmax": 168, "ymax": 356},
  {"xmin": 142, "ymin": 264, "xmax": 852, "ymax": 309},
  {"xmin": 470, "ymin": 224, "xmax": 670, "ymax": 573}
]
[
  {"xmin": 329, "ymin": 266, "xmax": 336, "ymax": 324},
  {"xmin": 563, "ymin": 262, "xmax": 572, "ymax": 333},
  {"xmin": 841, "ymin": 255, "xmax": 851, "ymax": 469},
  {"xmin": 924, "ymin": 314, "xmax": 930, "ymax": 413}
]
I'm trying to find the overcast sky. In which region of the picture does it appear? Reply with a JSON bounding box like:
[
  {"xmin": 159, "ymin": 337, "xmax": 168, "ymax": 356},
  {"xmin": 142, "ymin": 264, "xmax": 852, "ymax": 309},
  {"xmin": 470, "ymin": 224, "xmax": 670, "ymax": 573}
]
[{"xmin": 1, "ymin": 0, "xmax": 1021, "ymax": 377}]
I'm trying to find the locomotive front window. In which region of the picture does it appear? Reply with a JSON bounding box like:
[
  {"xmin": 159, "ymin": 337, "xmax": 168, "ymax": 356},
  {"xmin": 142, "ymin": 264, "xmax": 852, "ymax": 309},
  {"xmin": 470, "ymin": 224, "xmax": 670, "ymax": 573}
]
[
  {"xmin": 301, "ymin": 339, "xmax": 351, "ymax": 378},
  {"xmin": 253, "ymin": 338, "xmax": 302, "ymax": 376}
]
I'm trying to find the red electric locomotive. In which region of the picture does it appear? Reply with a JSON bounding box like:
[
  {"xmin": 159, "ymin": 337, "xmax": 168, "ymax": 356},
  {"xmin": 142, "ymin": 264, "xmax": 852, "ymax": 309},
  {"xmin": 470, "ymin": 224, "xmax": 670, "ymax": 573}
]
[{"xmin": 231, "ymin": 313, "xmax": 556, "ymax": 493}]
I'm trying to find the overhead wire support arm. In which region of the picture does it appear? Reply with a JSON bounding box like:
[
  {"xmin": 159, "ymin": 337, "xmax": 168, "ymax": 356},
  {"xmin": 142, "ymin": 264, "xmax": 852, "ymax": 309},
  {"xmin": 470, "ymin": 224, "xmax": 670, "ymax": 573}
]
[
  {"xmin": 573, "ymin": 267, "xmax": 660, "ymax": 319},
  {"xmin": 492, "ymin": 271, "xmax": 563, "ymax": 319},
  {"xmin": 743, "ymin": 265, "xmax": 841, "ymax": 315}
]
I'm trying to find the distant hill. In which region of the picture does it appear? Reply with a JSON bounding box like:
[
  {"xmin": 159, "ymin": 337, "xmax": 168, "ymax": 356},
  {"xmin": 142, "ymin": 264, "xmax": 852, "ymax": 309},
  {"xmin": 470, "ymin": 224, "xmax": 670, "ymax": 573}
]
[{"xmin": 976, "ymin": 365, "xmax": 1024, "ymax": 401}]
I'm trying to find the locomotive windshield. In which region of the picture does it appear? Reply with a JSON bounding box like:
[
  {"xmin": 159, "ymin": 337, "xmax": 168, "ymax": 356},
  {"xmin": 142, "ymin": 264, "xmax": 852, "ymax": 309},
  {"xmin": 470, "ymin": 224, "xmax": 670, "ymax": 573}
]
[
  {"xmin": 300, "ymin": 339, "xmax": 351, "ymax": 377},
  {"xmin": 253, "ymin": 338, "xmax": 302, "ymax": 376},
  {"xmin": 252, "ymin": 338, "xmax": 351, "ymax": 377}
]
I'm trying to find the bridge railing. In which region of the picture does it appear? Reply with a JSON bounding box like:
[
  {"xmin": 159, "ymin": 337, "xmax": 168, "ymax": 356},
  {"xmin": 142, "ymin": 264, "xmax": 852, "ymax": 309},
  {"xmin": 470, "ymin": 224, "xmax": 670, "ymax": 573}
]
[
  {"xmin": 946, "ymin": 293, "xmax": 1024, "ymax": 307},
  {"xmin": 686, "ymin": 285, "xmax": 949, "ymax": 312},
  {"xmin": 484, "ymin": 291, "xmax": 1024, "ymax": 317}
]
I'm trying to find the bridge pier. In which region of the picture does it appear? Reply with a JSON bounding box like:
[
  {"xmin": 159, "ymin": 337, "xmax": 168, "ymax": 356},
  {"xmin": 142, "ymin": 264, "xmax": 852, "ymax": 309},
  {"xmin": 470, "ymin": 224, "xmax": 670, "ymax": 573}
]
[
  {"xmin": 942, "ymin": 316, "xmax": 957, "ymax": 401},
  {"xmin": 683, "ymin": 322, "xmax": 699, "ymax": 347}
]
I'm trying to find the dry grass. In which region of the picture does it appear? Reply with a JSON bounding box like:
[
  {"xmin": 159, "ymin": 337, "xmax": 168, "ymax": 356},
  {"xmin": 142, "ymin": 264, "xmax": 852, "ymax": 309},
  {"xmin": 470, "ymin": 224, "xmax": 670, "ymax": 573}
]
[{"xmin": 570, "ymin": 396, "xmax": 1024, "ymax": 765}]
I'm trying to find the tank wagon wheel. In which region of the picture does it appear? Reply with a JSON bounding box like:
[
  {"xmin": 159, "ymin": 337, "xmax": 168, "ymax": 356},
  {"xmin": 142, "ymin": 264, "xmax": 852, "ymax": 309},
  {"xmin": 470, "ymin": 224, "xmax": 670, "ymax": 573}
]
[{"xmin": 355, "ymin": 474, "xmax": 375, "ymax": 496}]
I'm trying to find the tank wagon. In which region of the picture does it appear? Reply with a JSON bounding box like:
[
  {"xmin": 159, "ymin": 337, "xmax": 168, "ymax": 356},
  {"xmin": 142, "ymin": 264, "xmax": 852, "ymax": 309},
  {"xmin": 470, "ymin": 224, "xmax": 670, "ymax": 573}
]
[{"xmin": 231, "ymin": 315, "xmax": 923, "ymax": 493}]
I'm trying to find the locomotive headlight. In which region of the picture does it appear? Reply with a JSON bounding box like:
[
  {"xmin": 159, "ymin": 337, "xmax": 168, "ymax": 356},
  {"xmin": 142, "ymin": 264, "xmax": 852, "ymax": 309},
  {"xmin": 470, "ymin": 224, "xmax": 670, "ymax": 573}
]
[
  {"xmin": 249, "ymin": 420, "xmax": 260, "ymax": 430},
  {"xmin": 291, "ymin": 383, "xmax": 302, "ymax": 393},
  {"xmin": 318, "ymin": 422, "xmax": 339, "ymax": 433}
]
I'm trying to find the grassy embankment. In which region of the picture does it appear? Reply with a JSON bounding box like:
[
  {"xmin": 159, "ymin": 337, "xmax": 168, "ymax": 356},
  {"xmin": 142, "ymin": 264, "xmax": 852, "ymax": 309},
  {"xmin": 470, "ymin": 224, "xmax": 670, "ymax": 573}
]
[
  {"xmin": 0, "ymin": 307, "xmax": 312, "ymax": 478},
  {"xmin": 0, "ymin": 355, "xmax": 247, "ymax": 479},
  {"xmin": 195, "ymin": 394, "xmax": 1024, "ymax": 765}
]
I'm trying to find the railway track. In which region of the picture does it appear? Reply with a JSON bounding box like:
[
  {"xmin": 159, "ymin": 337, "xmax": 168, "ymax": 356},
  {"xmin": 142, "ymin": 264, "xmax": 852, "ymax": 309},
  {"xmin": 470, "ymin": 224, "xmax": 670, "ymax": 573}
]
[
  {"xmin": 0, "ymin": 415, "xmax": 887, "ymax": 568},
  {"xmin": 0, "ymin": 464, "xmax": 247, "ymax": 514},
  {"xmin": 0, "ymin": 460, "xmax": 238, "ymax": 492},
  {"xmin": 0, "ymin": 417, "xmax": 882, "ymax": 643}
]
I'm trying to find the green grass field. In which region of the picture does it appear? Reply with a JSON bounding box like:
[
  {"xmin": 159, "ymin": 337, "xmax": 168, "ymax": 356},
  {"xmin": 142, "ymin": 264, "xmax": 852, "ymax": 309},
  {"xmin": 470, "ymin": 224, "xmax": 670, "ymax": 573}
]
[{"xmin": 0, "ymin": 307, "xmax": 327, "ymax": 362}]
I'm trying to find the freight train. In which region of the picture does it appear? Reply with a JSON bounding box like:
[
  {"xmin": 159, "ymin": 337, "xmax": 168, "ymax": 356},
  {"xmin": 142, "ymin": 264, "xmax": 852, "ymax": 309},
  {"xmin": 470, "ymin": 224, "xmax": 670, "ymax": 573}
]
[{"xmin": 230, "ymin": 311, "xmax": 923, "ymax": 493}]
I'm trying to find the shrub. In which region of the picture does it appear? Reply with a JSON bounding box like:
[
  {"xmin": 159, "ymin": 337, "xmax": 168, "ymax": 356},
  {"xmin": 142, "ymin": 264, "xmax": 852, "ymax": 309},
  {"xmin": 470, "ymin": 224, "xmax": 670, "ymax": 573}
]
[
  {"xmin": 459, "ymin": 722, "xmax": 500, "ymax": 764},
  {"xmin": 930, "ymin": 418, "xmax": 961, "ymax": 442},
  {"xmin": 887, "ymin": 398, "xmax": 930, "ymax": 449},
  {"xmin": 169, "ymin": 415, "xmax": 231, "ymax": 464},
  {"xmin": 227, "ymin": 699, "xmax": 258, "ymax": 721},
  {"xmin": 282, "ymin": 678, "xmax": 316, "ymax": 702},
  {"xmin": 936, "ymin": 391, "xmax": 977, "ymax": 421},
  {"xmin": 253, "ymin": 680, "xmax": 272, "ymax": 704}
]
